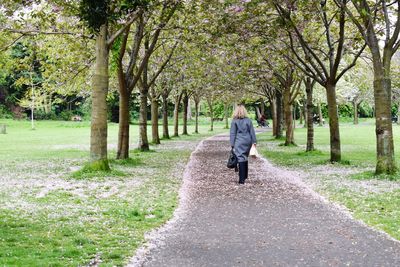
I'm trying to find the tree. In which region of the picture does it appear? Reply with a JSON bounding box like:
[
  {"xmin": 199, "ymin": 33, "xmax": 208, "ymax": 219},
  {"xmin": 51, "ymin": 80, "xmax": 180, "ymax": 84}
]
[
  {"xmin": 304, "ymin": 77, "xmax": 316, "ymax": 151},
  {"xmin": 79, "ymin": 0, "xmax": 142, "ymax": 168},
  {"xmin": 113, "ymin": 1, "xmax": 180, "ymax": 156},
  {"xmin": 264, "ymin": 57, "xmax": 302, "ymax": 145},
  {"xmin": 337, "ymin": 0, "xmax": 400, "ymax": 174},
  {"xmin": 274, "ymin": 0, "xmax": 366, "ymax": 162},
  {"xmin": 336, "ymin": 60, "xmax": 373, "ymax": 125}
]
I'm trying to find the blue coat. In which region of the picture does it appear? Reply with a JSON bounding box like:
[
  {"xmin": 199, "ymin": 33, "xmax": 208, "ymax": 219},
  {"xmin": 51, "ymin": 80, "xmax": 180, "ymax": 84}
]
[{"xmin": 230, "ymin": 118, "xmax": 257, "ymax": 162}]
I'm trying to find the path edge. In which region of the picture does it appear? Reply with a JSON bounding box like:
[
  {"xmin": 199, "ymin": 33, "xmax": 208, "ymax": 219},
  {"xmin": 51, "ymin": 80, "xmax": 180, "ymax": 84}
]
[{"xmin": 126, "ymin": 136, "xmax": 213, "ymax": 267}]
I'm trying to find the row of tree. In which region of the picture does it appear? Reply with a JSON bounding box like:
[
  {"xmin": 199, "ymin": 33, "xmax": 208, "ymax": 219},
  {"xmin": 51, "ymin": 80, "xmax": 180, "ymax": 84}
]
[
  {"xmin": 2, "ymin": 0, "xmax": 400, "ymax": 175},
  {"xmin": 204, "ymin": 0, "xmax": 400, "ymax": 175}
]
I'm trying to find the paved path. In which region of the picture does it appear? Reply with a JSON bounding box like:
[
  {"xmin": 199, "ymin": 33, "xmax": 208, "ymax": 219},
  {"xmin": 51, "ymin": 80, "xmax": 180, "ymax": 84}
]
[{"xmin": 130, "ymin": 133, "xmax": 400, "ymax": 267}]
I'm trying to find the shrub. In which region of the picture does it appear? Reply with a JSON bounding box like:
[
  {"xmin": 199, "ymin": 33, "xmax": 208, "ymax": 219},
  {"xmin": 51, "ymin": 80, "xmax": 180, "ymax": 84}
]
[
  {"xmin": 0, "ymin": 105, "xmax": 13, "ymax": 119},
  {"xmin": 33, "ymin": 110, "xmax": 58, "ymax": 120},
  {"xmin": 59, "ymin": 110, "xmax": 75, "ymax": 121}
]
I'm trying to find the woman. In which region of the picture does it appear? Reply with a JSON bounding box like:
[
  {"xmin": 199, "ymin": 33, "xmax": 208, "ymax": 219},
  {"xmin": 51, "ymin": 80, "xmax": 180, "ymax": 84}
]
[{"xmin": 230, "ymin": 105, "xmax": 257, "ymax": 184}]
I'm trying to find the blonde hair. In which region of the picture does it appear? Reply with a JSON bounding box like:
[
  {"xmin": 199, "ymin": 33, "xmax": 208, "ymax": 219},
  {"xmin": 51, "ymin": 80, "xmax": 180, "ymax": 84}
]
[{"xmin": 233, "ymin": 105, "xmax": 248, "ymax": 119}]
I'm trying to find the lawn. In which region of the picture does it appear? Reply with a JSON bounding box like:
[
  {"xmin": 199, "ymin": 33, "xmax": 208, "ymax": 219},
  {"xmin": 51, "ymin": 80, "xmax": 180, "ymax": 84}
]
[
  {"xmin": 258, "ymin": 119, "xmax": 400, "ymax": 240},
  {"xmin": 0, "ymin": 118, "xmax": 226, "ymax": 266}
]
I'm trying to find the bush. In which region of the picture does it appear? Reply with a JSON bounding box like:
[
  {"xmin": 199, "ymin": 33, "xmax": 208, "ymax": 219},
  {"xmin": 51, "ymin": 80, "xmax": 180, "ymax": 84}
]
[
  {"xmin": 33, "ymin": 110, "xmax": 58, "ymax": 120},
  {"xmin": 202, "ymin": 101, "xmax": 227, "ymax": 119},
  {"xmin": 0, "ymin": 105, "xmax": 13, "ymax": 119},
  {"xmin": 359, "ymin": 102, "xmax": 373, "ymax": 118},
  {"xmin": 338, "ymin": 104, "xmax": 353, "ymax": 118},
  {"xmin": 74, "ymin": 98, "xmax": 91, "ymax": 120},
  {"xmin": 59, "ymin": 110, "xmax": 75, "ymax": 121}
]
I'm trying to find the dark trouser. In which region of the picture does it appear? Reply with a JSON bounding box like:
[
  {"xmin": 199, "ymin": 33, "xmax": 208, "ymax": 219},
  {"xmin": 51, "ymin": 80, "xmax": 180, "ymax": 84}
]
[{"xmin": 238, "ymin": 161, "xmax": 248, "ymax": 184}]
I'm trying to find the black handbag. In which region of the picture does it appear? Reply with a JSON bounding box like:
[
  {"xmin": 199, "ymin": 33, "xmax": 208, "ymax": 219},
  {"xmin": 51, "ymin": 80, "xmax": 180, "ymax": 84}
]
[{"xmin": 227, "ymin": 149, "xmax": 238, "ymax": 172}]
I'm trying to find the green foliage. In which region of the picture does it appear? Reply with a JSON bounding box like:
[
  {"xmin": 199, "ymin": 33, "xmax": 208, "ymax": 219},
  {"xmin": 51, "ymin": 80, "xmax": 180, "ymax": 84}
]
[
  {"xmin": 338, "ymin": 104, "xmax": 353, "ymax": 118},
  {"xmin": 75, "ymin": 98, "xmax": 92, "ymax": 120},
  {"xmin": 202, "ymin": 101, "xmax": 226, "ymax": 118},
  {"xmin": 78, "ymin": 0, "xmax": 150, "ymax": 33},
  {"xmin": 359, "ymin": 102, "xmax": 373, "ymax": 117},
  {"xmin": 59, "ymin": 110, "xmax": 75, "ymax": 121},
  {"xmin": 33, "ymin": 110, "xmax": 58, "ymax": 120},
  {"xmin": 0, "ymin": 105, "xmax": 13, "ymax": 119},
  {"xmin": 79, "ymin": 0, "xmax": 109, "ymax": 33}
]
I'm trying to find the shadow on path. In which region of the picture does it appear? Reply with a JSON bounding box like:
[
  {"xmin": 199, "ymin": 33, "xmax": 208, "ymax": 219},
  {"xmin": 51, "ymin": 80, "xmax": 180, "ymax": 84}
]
[{"xmin": 129, "ymin": 132, "xmax": 400, "ymax": 267}]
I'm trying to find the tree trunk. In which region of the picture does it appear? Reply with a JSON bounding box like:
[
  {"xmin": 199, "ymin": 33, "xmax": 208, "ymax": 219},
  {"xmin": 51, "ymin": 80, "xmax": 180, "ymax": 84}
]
[
  {"xmin": 293, "ymin": 106, "xmax": 296, "ymax": 129},
  {"xmin": 162, "ymin": 92, "xmax": 170, "ymax": 139},
  {"xmin": 207, "ymin": 99, "xmax": 214, "ymax": 131},
  {"xmin": 271, "ymin": 99, "xmax": 277, "ymax": 136},
  {"xmin": 151, "ymin": 98, "xmax": 160, "ymax": 144},
  {"xmin": 117, "ymin": 91, "xmax": 130, "ymax": 159},
  {"xmin": 138, "ymin": 85, "xmax": 149, "ymax": 151},
  {"xmin": 367, "ymin": 21, "xmax": 396, "ymax": 174},
  {"xmin": 194, "ymin": 100, "xmax": 200, "ymax": 134},
  {"xmin": 173, "ymin": 92, "xmax": 183, "ymax": 137},
  {"xmin": 182, "ymin": 92, "xmax": 189, "ymax": 135},
  {"xmin": 276, "ymin": 91, "xmax": 283, "ymax": 138},
  {"xmin": 299, "ymin": 102, "xmax": 303, "ymax": 125},
  {"xmin": 353, "ymin": 101, "xmax": 359, "ymax": 125},
  {"xmin": 210, "ymin": 108, "xmax": 214, "ymax": 131},
  {"xmin": 305, "ymin": 78, "xmax": 314, "ymax": 151},
  {"xmin": 283, "ymin": 89, "xmax": 294, "ymax": 145},
  {"xmin": 326, "ymin": 83, "xmax": 341, "ymax": 162},
  {"xmin": 303, "ymin": 98, "xmax": 308, "ymax": 128},
  {"xmin": 255, "ymin": 106, "xmax": 261, "ymax": 118},
  {"xmin": 224, "ymin": 102, "xmax": 229, "ymax": 129},
  {"xmin": 318, "ymin": 102, "xmax": 323, "ymax": 126},
  {"xmin": 187, "ymin": 100, "xmax": 192, "ymax": 120},
  {"xmin": 90, "ymin": 24, "xmax": 110, "ymax": 170},
  {"xmin": 374, "ymin": 76, "xmax": 395, "ymax": 174},
  {"xmin": 260, "ymin": 100, "xmax": 265, "ymax": 116}
]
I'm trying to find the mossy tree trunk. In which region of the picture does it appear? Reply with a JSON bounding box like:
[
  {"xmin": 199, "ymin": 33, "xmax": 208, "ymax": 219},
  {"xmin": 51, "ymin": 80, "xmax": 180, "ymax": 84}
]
[
  {"xmin": 305, "ymin": 78, "xmax": 315, "ymax": 152},
  {"xmin": 182, "ymin": 91, "xmax": 189, "ymax": 135},
  {"xmin": 151, "ymin": 97, "xmax": 160, "ymax": 144},
  {"xmin": 283, "ymin": 87, "xmax": 295, "ymax": 145},
  {"xmin": 326, "ymin": 82, "xmax": 341, "ymax": 162},
  {"xmin": 162, "ymin": 91, "xmax": 170, "ymax": 139},
  {"xmin": 275, "ymin": 91, "xmax": 283, "ymax": 139},
  {"xmin": 353, "ymin": 100, "xmax": 359, "ymax": 125},
  {"xmin": 194, "ymin": 97, "xmax": 200, "ymax": 134},
  {"xmin": 207, "ymin": 97, "xmax": 214, "ymax": 131},
  {"xmin": 224, "ymin": 102, "xmax": 229, "ymax": 129},
  {"xmin": 173, "ymin": 91, "xmax": 183, "ymax": 137},
  {"xmin": 90, "ymin": 24, "xmax": 110, "ymax": 170},
  {"xmin": 270, "ymin": 99, "xmax": 277, "ymax": 136}
]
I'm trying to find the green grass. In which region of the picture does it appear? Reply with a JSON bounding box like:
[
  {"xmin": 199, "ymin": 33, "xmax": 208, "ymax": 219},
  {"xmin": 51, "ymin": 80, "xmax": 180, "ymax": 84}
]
[
  {"xmin": 258, "ymin": 119, "xmax": 400, "ymax": 241},
  {"xmin": 260, "ymin": 121, "xmax": 400, "ymax": 168},
  {"xmin": 325, "ymin": 187, "xmax": 400, "ymax": 240},
  {"xmin": 0, "ymin": 118, "xmax": 227, "ymax": 266}
]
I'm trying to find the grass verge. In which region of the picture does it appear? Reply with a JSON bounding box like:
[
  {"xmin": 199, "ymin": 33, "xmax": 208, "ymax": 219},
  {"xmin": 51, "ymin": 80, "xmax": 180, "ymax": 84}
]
[{"xmin": 0, "ymin": 119, "xmax": 226, "ymax": 266}]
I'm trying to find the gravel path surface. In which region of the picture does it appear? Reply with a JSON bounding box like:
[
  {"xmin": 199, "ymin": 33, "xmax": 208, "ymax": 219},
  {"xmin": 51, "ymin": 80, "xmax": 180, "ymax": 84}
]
[{"xmin": 129, "ymin": 132, "xmax": 400, "ymax": 267}]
